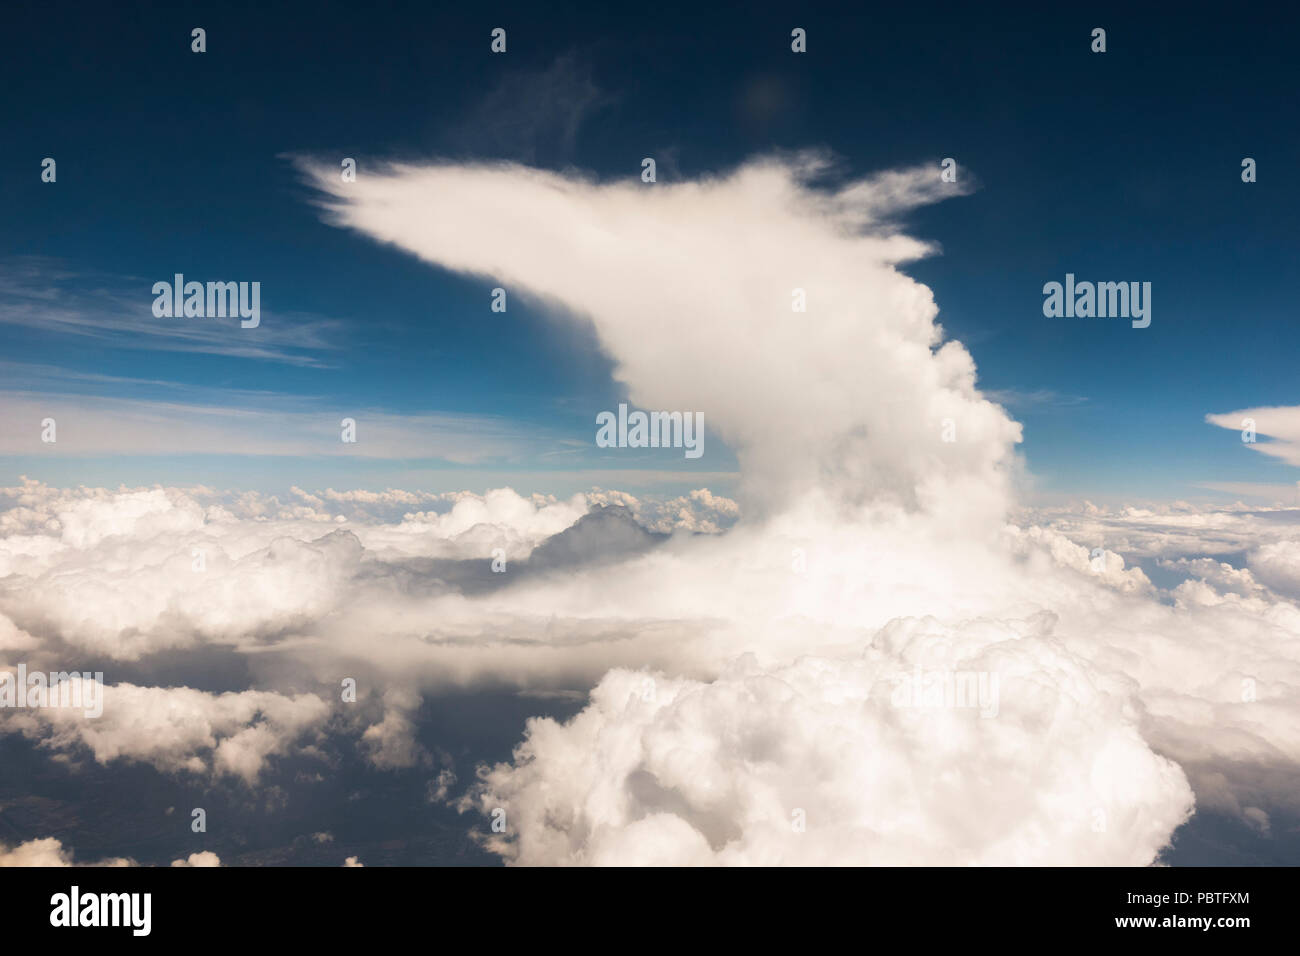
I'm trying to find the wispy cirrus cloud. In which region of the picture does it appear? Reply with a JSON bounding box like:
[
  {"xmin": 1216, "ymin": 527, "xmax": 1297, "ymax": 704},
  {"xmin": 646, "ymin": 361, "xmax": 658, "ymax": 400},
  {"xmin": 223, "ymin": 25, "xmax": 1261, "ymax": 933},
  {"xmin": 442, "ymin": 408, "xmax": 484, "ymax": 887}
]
[
  {"xmin": 450, "ymin": 54, "xmax": 616, "ymax": 162},
  {"xmin": 0, "ymin": 387, "xmax": 543, "ymax": 463},
  {"xmin": 0, "ymin": 258, "xmax": 343, "ymax": 368},
  {"xmin": 985, "ymin": 387, "xmax": 1090, "ymax": 410}
]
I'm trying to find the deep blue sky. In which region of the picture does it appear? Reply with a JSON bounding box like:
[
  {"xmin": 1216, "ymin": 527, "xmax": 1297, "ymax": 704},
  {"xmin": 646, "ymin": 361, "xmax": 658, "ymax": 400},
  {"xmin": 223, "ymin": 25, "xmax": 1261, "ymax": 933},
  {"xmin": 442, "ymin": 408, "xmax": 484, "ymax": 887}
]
[{"xmin": 2, "ymin": 0, "xmax": 1297, "ymax": 502}]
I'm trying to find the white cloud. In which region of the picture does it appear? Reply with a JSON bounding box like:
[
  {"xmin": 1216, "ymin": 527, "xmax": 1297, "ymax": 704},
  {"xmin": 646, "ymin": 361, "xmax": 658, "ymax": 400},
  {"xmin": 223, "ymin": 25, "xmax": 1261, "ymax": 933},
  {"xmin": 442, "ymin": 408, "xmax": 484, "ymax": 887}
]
[
  {"xmin": 1247, "ymin": 540, "xmax": 1300, "ymax": 599},
  {"xmin": 5, "ymin": 475, "xmax": 1299, "ymax": 859},
  {"xmin": 1, "ymin": 680, "xmax": 330, "ymax": 783},
  {"xmin": 289, "ymin": 155, "xmax": 1300, "ymax": 863},
  {"xmin": 0, "ymin": 839, "xmax": 221, "ymax": 867},
  {"xmin": 298, "ymin": 154, "xmax": 1016, "ymax": 521},
  {"xmin": 1207, "ymin": 406, "xmax": 1300, "ymax": 468},
  {"xmin": 0, "ymin": 838, "xmax": 135, "ymax": 867},
  {"xmin": 2, "ymin": 156, "xmax": 1297, "ymax": 865},
  {"xmin": 462, "ymin": 621, "xmax": 1194, "ymax": 865}
]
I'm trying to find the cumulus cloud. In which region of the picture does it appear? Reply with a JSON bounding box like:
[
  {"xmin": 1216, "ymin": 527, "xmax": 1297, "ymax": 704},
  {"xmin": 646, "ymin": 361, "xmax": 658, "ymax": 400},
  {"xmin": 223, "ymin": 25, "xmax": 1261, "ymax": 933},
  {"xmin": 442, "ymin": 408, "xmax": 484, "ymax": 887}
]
[
  {"xmin": 0, "ymin": 839, "xmax": 221, "ymax": 867},
  {"xmin": 1025, "ymin": 497, "xmax": 1300, "ymax": 560},
  {"xmin": 1, "ymin": 680, "xmax": 330, "ymax": 782},
  {"xmin": 0, "ymin": 838, "xmax": 135, "ymax": 867},
  {"xmin": 0, "ymin": 477, "xmax": 742, "ymax": 785},
  {"xmin": 5, "ymin": 474, "xmax": 1299, "ymax": 859},
  {"xmin": 1247, "ymin": 540, "xmax": 1300, "ymax": 599},
  {"xmin": 0, "ymin": 478, "xmax": 736, "ymax": 663},
  {"xmin": 463, "ymin": 619, "xmax": 1194, "ymax": 865},
  {"xmin": 361, "ymin": 687, "xmax": 430, "ymax": 770}
]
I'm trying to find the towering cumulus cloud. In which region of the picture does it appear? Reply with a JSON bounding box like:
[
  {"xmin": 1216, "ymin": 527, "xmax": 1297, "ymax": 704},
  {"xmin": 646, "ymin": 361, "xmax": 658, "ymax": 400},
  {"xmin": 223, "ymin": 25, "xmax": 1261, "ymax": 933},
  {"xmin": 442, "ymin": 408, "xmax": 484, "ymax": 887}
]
[
  {"xmin": 301, "ymin": 156, "xmax": 1020, "ymax": 522},
  {"xmin": 2, "ymin": 157, "xmax": 1294, "ymax": 865},
  {"xmin": 288, "ymin": 155, "xmax": 1300, "ymax": 866}
]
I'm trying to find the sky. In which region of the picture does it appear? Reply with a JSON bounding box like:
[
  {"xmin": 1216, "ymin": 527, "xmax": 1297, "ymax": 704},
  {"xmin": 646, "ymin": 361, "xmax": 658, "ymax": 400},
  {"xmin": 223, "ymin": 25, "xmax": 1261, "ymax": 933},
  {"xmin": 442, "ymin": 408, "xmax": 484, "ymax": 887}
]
[
  {"xmin": 2, "ymin": 0, "xmax": 1297, "ymax": 503},
  {"xmin": 1, "ymin": 2, "xmax": 1299, "ymax": 871}
]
